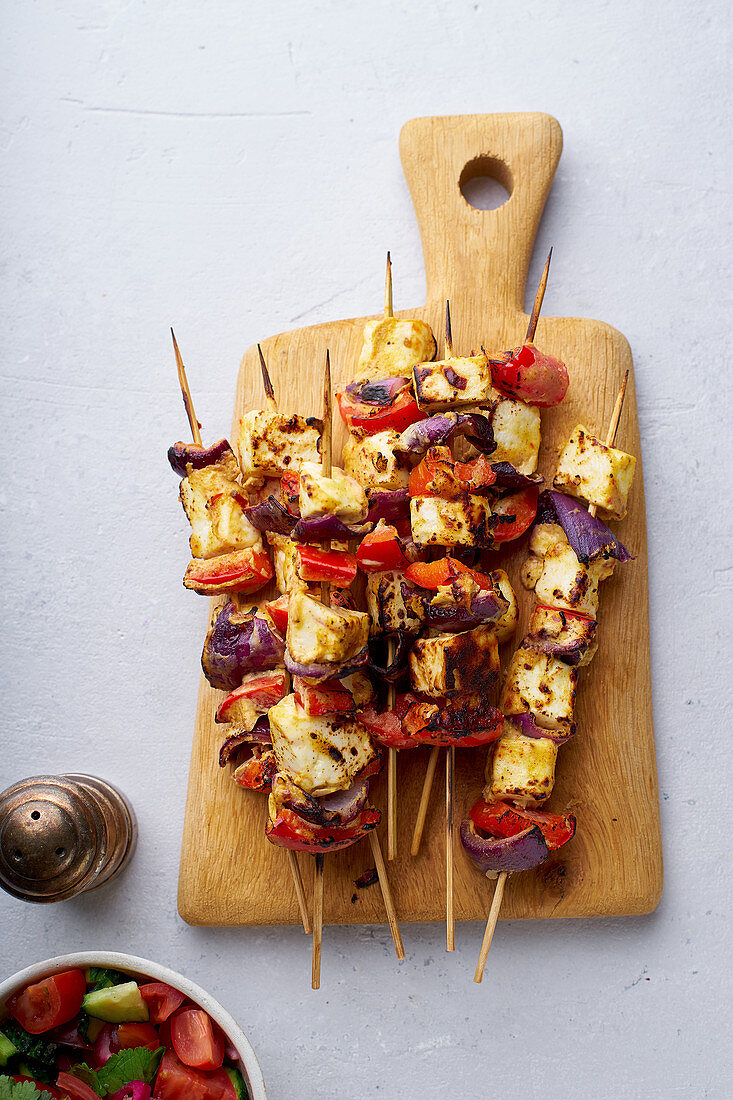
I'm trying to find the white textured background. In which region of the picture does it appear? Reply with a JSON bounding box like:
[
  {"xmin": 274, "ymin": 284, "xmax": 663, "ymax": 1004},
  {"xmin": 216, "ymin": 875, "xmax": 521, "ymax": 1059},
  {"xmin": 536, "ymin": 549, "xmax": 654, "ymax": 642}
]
[{"xmin": 1, "ymin": 2, "xmax": 731, "ymax": 1097}]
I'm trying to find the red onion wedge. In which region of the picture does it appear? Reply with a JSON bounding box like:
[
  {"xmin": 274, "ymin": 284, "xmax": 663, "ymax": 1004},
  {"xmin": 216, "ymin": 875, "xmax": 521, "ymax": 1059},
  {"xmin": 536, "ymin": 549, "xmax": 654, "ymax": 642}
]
[
  {"xmin": 460, "ymin": 819, "xmax": 549, "ymax": 873},
  {"xmin": 397, "ymin": 411, "xmax": 496, "ymax": 455},
  {"xmin": 344, "ymin": 376, "xmax": 411, "ymax": 405},
  {"xmin": 490, "ymin": 462, "xmax": 544, "ymax": 489},
  {"xmin": 536, "ymin": 490, "xmax": 633, "ymax": 564},
  {"xmin": 244, "ymin": 495, "xmax": 297, "ymax": 534},
  {"xmin": 512, "ymin": 712, "xmax": 572, "ymax": 745},
  {"xmin": 319, "ymin": 777, "xmax": 370, "ymax": 824},
  {"xmin": 167, "ymin": 438, "xmax": 233, "ymax": 477},
  {"xmin": 284, "ymin": 644, "xmax": 370, "ymax": 684},
  {"xmin": 367, "ymin": 630, "xmax": 414, "ymax": 681},
  {"xmin": 202, "ymin": 603, "xmax": 285, "ymax": 691},
  {"xmin": 367, "ymin": 488, "xmax": 410, "ymax": 526},
  {"xmin": 291, "ymin": 514, "xmax": 373, "ymax": 542},
  {"xmin": 109, "ymin": 1084, "xmax": 152, "ymax": 1100}
]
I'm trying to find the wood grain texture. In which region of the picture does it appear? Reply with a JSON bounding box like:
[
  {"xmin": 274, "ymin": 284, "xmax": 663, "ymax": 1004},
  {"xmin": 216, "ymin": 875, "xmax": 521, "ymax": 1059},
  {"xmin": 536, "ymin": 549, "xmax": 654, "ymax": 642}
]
[{"xmin": 178, "ymin": 113, "xmax": 662, "ymax": 927}]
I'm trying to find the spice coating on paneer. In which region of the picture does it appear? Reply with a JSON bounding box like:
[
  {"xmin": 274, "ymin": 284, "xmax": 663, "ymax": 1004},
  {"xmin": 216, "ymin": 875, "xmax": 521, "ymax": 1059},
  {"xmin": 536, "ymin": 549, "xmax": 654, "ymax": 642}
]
[
  {"xmin": 521, "ymin": 522, "xmax": 615, "ymax": 618},
  {"xmin": 238, "ymin": 409, "xmax": 321, "ymax": 487},
  {"xmin": 409, "ymin": 624, "xmax": 499, "ymax": 695},
  {"xmin": 298, "ymin": 462, "xmax": 368, "ymax": 523},
  {"xmin": 179, "ymin": 449, "xmax": 262, "ymax": 559},
  {"xmin": 486, "ymin": 718, "xmax": 559, "ymax": 807},
  {"xmin": 500, "ymin": 646, "xmax": 578, "ymax": 736},
  {"xmin": 413, "ymin": 354, "xmax": 491, "ymax": 411},
  {"xmin": 525, "ymin": 603, "xmax": 599, "ymax": 667},
  {"xmin": 356, "ymin": 316, "xmax": 436, "ymax": 380},
  {"xmin": 365, "ymin": 571, "xmax": 426, "ymax": 635},
  {"xmin": 410, "ymin": 494, "xmax": 495, "ymax": 549},
  {"xmin": 268, "ymin": 694, "xmax": 377, "ymax": 796},
  {"xmin": 342, "ymin": 429, "xmax": 410, "ymax": 492},
  {"xmin": 268, "ymin": 534, "xmax": 307, "ymax": 594},
  {"xmin": 484, "ymin": 390, "xmax": 542, "ymax": 474},
  {"xmin": 553, "ymin": 424, "xmax": 636, "ymax": 520},
  {"xmin": 286, "ymin": 590, "xmax": 369, "ymax": 666}
]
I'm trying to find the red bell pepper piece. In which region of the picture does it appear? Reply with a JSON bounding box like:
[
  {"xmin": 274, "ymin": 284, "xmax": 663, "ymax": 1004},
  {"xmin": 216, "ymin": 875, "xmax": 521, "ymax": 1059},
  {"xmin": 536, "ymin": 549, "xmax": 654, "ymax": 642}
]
[
  {"xmin": 265, "ymin": 805, "xmax": 381, "ymax": 852},
  {"xmin": 337, "ymin": 389, "xmax": 426, "ymax": 434},
  {"xmin": 490, "ymin": 343, "xmax": 569, "ymax": 407},
  {"xmin": 297, "ymin": 545, "xmax": 357, "ymax": 586},
  {"xmin": 404, "ymin": 555, "xmax": 494, "ymax": 591},
  {"xmin": 279, "ymin": 470, "xmax": 301, "ymax": 515},
  {"xmin": 183, "ymin": 547, "xmax": 274, "ymax": 595},
  {"xmin": 469, "ymin": 798, "xmax": 576, "ymax": 850},
  {"xmin": 215, "ymin": 672, "xmax": 288, "ymax": 721},
  {"xmin": 409, "ymin": 447, "xmax": 497, "ymax": 498},
  {"xmin": 356, "ymin": 522, "xmax": 411, "ymax": 573},
  {"xmin": 293, "ymin": 677, "xmax": 356, "ymax": 715},
  {"xmin": 361, "ymin": 694, "xmax": 503, "ymax": 749},
  {"xmin": 233, "ymin": 749, "xmax": 278, "ymax": 792},
  {"xmin": 491, "ymin": 486, "xmax": 539, "ymax": 544},
  {"xmin": 263, "ymin": 593, "xmax": 289, "ymax": 635}
]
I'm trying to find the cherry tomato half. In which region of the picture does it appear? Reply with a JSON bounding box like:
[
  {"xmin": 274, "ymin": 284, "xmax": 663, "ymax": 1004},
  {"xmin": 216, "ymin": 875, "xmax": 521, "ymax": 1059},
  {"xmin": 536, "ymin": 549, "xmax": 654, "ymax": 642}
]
[
  {"xmin": 56, "ymin": 1072, "xmax": 101, "ymax": 1100},
  {"xmin": 139, "ymin": 981, "xmax": 187, "ymax": 1025},
  {"xmin": 7, "ymin": 969, "xmax": 86, "ymax": 1034},
  {"xmin": 155, "ymin": 1049, "xmax": 237, "ymax": 1100},
  {"xmin": 113, "ymin": 1020, "xmax": 161, "ymax": 1052},
  {"xmin": 170, "ymin": 1007, "xmax": 225, "ymax": 1072}
]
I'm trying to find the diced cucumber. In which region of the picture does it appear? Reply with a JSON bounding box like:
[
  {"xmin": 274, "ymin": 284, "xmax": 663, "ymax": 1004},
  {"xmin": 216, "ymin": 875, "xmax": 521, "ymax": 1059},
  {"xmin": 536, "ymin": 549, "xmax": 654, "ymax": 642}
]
[
  {"xmin": 0, "ymin": 1029, "xmax": 18, "ymax": 1065},
  {"xmin": 225, "ymin": 1067, "xmax": 251, "ymax": 1099},
  {"xmin": 82, "ymin": 981, "xmax": 149, "ymax": 1023}
]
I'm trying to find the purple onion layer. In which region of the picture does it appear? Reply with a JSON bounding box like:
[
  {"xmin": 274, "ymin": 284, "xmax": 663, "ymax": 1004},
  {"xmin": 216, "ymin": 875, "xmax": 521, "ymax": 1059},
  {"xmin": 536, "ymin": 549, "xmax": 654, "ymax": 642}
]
[
  {"xmin": 536, "ymin": 490, "xmax": 633, "ymax": 564},
  {"xmin": 460, "ymin": 819, "xmax": 549, "ymax": 873},
  {"xmin": 202, "ymin": 603, "xmax": 285, "ymax": 691},
  {"xmin": 167, "ymin": 438, "xmax": 233, "ymax": 477}
]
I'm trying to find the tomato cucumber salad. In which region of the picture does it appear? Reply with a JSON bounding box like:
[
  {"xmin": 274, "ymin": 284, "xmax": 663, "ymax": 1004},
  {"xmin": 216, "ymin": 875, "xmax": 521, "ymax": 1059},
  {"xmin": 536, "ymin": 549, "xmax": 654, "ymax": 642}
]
[{"xmin": 0, "ymin": 967, "xmax": 249, "ymax": 1100}]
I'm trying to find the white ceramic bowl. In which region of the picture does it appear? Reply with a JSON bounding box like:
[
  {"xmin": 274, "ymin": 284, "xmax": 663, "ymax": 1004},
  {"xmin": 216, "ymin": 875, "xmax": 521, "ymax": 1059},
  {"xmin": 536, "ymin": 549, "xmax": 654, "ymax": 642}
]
[{"xmin": 0, "ymin": 951, "xmax": 266, "ymax": 1100}]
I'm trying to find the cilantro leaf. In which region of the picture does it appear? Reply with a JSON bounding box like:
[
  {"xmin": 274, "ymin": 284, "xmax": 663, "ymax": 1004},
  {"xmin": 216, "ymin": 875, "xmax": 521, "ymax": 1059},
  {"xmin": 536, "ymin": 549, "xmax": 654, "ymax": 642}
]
[
  {"xmin": 0, "ymin": 1028, "xmax": 56, "ymax": 1074},
  {"xmin": 85, "ymin": 968, "xmax": 128, "ymax": 991},
  {"xmin": 96, "ymin": 1046, "xmax": 164, "ymax": 1093},
  {"xmin": 0, "ymin": 1075, "xmax": 58, "ymax": 1100}
]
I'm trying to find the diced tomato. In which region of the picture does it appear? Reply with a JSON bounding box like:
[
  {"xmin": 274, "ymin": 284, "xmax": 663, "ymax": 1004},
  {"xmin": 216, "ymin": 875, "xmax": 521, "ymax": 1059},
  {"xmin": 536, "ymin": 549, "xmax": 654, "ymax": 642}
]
[
  {"xmin": 155, "ymin": 1049, "xmax": 237, "ymax": 1100},
  {"xmin": 297, "ymin": 545, "xmax": 357, "ymax": 586},
  {"xmin": 356, "ymin": 522, "xmax": 411, "ymax": 573},
  {"xmin": 139, "ymin": 982, "xmax": 187, "ymax": 1025},
  {"xmin": 263, "ymin": 594, "xmax": 289, "ymax": 634},
  {"xmin": 184, "ymin": 547, "xmax": 274, "ymax": 594},
  {"xmin": 337, "ymin": 389, "xmax": 426, "ymax": 434},
  {"xmin": 491, "ymin": 486, "xmax": 539, "ymax": 544},
  {"xmin": 470, "ymin": 799, "xmax": 577, "ymax": 850},
  {"xmin": 266, "ymin": 805, "xmax": 381, "ymax": 853},
  {"xmin": 7, "ymin": 968, "xmax": 86, "ymax": 1034},
  {"xmin": 112, "ymin": 1020, "xmax": 161, "ymax": 1052},
  {"xmin": 293, "ymin": 677, "xmax": 355, "ymax": 715},
  {"xmin": 56, "ymin": 1073, "xmax": 101, "ymax": 1100},
  {"xmin": 409, "ymin": 447, "xmax": 497, "ymax": 498},
  {"xmin": 170, "ymin": 1007, "xmax": 225, "ymax": 1072},
  {"xmin": 215, "ymin": 673, "xmax": 288, "ymax": 721},
  {"xmin": 490, "ymin": 343, "xmax": 569, "ymax": 406},
  {"xmin": 404, "ymin": 556, "xmax": 493, "ymax": 591}
]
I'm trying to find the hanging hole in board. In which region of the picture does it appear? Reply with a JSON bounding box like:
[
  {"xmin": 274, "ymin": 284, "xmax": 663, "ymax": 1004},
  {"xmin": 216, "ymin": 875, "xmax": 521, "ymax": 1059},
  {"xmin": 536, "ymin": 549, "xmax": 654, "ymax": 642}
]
[
  {"xmin": 459, "ymin": 156, "xmax": 512, "ymax": 211},
  {"xmin": 31, "ymin": 810, "xmax": 41, "ymax": 820}
]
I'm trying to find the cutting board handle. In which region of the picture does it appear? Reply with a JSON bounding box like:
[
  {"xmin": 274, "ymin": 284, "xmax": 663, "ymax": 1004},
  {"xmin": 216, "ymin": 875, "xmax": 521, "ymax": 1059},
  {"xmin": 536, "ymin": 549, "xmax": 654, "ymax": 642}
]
[{"xmin": 400, "ymin": 113, "xmax": 562, "ymax": 323}]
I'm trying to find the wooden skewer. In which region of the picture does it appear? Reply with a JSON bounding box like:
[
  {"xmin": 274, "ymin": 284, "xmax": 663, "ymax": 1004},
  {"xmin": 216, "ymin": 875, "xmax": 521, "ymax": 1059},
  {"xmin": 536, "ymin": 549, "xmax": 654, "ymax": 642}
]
[
  {"xmin": 473, "ymin": 371, "xmax": 631, "ymax": 982},
  {"xmin": 171, "ymin": 329, "xmax": 202, "ymax": 445},
  {"xmin": 445, "ymin": 300, "xmax": 453, "ymax": 356},
  {"xmin": 410, "ymin": 745, "xmax": 439, "ymax": 856},
  {"xmin": 287, "ymin": 850, "xmax": 312, "ymax": 934},
  {"xmin": 257, "ymin": 343, "xmax": 278, "ymax": 412},
  {"xmin": 384, "ymin": 251, "xmax": 393, "ymax": 319},
  {"xmin": 382, "ymin": 255, "xmax": 399, "ymax": 858},
  {"xmin": 473, "ymin": 871, "xmax": 507, "ymax": 982},
  {"xmin": 369, "ymin": 830, "xmax": 405, "ymax": 959},
  {"xmin": 311, "ymin": 853, "xmax": 324, "ymax": 989},
  {"xmin": 525, "ymin": 248, "xmax": 553, "ymax": 344},
  {"xmin": 446, "ymin": 744, "xmax": 455, "ymax": 951}
]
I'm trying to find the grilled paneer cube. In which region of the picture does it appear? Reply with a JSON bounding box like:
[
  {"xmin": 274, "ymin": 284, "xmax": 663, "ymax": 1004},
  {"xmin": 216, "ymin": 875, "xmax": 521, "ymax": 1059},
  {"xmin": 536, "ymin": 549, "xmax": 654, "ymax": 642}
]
[
  {"xmin": 553, "ymin": 424, "xmax": 637, "ymax": 519},
  {"xmin": 525, "ymin": 603, "xmax": 598, "ymax": 667},
  {"xmin": 268, "ymin": 693, "xmax": 377, "ymax": 796},
  {"xmin": 409, "ymin": 624, "xmax": 499, "ymax": 695},
  {"xmin": 238, "ymin": 409, "xmax": 321, "ymax": 487},
  {"xmin": 356, "ymin": 316, "xmax": 436, "ymax": 380},
  {"xmin": 410, "ymin": 494, "xmax": 495, "ymax": 549},
  {"xmin": 412, "ymin": 354, "xmax": 491, "ymax": 411},
  {"xmin": 521, "ymin": 522, "xmax": 615, "ymax": 618},
  {"xmin": 500, "ymin": 646, "xmax": 577, "ymax": 736},
  {"xmin": 486, "ymin": 718, "xmax": 559, "ymax": 807},
  {"xmin": 484, "ymin": 389, "xmax": 542, "ymax": 474},
  {"xmin": 287, "ymin": 591, "xmax": 369, "ymax": 666},
  {"xmin": 490, "ymin": 569, "xmax": 519, "ymax": 643},
  {"xmin": 268, "ymin": 534, "xmax": 307, "ymax": 594},
  {"xmin": 365, "ymin": 571, "xmax": 426, "ymax": 635},
  {"xmin": 298, "ymin": 462, "xmax": 368, "ymax": 523},
  {"xmin": 342, "ymin": 429, "xmax": 410, "ymax": 492},
  {"xmin": 179, "ymin": 452, "xmax": 262, "ymax": 559}
]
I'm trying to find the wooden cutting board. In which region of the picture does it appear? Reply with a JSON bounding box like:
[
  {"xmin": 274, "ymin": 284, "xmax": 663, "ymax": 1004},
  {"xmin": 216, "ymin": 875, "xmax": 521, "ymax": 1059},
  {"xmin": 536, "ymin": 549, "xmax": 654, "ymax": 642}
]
[{"xmin": 178, "ymin": 113, "xmax": 662, "ymax": 927}]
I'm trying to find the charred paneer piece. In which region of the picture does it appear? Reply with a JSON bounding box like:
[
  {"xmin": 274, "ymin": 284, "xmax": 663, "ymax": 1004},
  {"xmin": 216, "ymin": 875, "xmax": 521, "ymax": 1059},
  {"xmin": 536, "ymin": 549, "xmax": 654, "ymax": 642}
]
[
  {"xmin": 179, "ymin": 446, "xmax": 262, "ymax": 558},
  {"xmin": 484, "ymin": 389, "xmax": 542, "ymax": 474},
  {"xmin": 342, "ymin": 429, "xmax": 410, "ymax": 492},
  {"xmin": 298, "ymin": 462, "xmax": 368, "ymax": 523},
  {"xmin": 412, "ymin": 353, "xmax": 492, "ymax": 412},
  {"xmin": 521, "ymin": 522, "xmax": 615, "ymax": 618},
  {"xmin": 486, "ymin": 718, "xmax": 559, "ymax": 807},
  {"xmin": 553, "ymin": 424, "xmax": 636, "ymax": 520},
  {"xmin": 409, "ymin": 624, "xmax": 499, "ymax": 695},
  {"xmin": 286, "ymin": 591, "xmax": 369, "ymax": 667},
  {"xmin": 524, "ymin": 603, "xmax": 598, "ymax": 667},
  {"xmin": 500, "ymin": 646, "xmax": 577, "ymax": 737},
  {"xmin": 268, "ymin": 694, "xmax": 377, "ymax": 796},
  {"xmin": 356, "ymin": 315, "xmax": 436, "ymax": 380},
  {"xmin": 365, "ymin": 571, "xmax": 426, "ymax": 635},
  {"xmin": 410, "ymin": 494, "xmax": 495, "ymax": 549},
  {"xmin": 238, "ymin": 409, "xmax": 322, "ymax": 488}
]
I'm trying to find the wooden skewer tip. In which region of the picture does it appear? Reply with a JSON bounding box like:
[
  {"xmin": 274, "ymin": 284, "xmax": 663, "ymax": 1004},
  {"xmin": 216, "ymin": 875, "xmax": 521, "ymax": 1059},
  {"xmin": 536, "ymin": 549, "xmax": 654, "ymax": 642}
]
[{"xmin": 474, "ymin": 871, "xmax": 507, "ymax": 983}]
